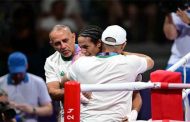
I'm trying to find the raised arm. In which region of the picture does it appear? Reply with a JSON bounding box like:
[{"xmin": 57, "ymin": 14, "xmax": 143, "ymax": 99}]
[{"xmin": 163, "ymin": 13, "xmax": 178, "ymax": 40}]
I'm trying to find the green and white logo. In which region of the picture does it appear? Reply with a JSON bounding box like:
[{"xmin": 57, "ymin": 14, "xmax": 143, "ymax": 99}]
[{"xmin": 60, "ymin": 71, "xmax": 65, "ymax": 76}]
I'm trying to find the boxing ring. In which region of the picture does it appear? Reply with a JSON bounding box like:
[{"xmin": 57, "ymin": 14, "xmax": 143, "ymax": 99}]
[{"xmin": 64, "ymin": 52, "xmax": 190, "ymax": 122}]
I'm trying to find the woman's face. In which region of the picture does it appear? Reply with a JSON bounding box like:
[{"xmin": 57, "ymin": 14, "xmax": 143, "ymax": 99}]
[{"xmin": 78, "ymin": 36, "xmax": 101, "ymax": 56}]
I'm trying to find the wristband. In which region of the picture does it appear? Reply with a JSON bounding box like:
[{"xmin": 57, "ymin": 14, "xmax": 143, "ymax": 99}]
[{"xmin": 128, "ymin": 110, "xmax": 138, "ymax": 121}]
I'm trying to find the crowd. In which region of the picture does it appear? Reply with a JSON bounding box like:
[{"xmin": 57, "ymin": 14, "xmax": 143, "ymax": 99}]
[{"xmin": 0, "ymin": 0, "xmax": 168, "ymax": 77}]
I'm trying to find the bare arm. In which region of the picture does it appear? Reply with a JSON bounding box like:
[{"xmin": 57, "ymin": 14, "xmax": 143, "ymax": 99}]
[
  {"xmin": 122, "ymin": 51, "xmax": 150, "ymax": 57},
  {"xmin": 47, "ymin": 81, "xmax": 64, "ymax": 101},
  {"xmin": 132, "ymin": 91, "xmax": 142, "ymax": 112},
  {"xmin": 58, "ymin": 75, "xmax": 71, "ymax": 89},
  {"xmin": 163, "ymin": 14, "xmax": 178, "ymax": 40},
  {"xmin": 46, "ymin": 75, "xmax": 72, "ymax": 100},
  {"xmin": 122, "ymin": 51, "xmax": 154, "ymax": 70},
  {"xmin": 122, "ymin": 91, "xmax": 141, "ymax": 122},
  {"xmin": 34, "ymin": 102, "xmax": 53, "ymax": 116},
  {"xmin": 10, "ymin": 102, "xmax": 53, "ymax": 116}
]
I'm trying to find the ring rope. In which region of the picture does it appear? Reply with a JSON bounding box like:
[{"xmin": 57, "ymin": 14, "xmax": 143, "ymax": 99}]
[
  {"xmin": 64, "ymin": 52, "xmax": 190, "ymax": 122},
  {"xmin": 81, "ymin": 82, "xmax": 190, "ymax": 92}
]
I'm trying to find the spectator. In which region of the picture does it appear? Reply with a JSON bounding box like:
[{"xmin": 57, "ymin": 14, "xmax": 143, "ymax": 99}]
[
  {"xmin": 0, "ymin": 52, "xmax": 53, "ymax": 122},
  {"xmin": 163, "ymin": 5, "xmax": 190, "ymax": 121},
  {"xmin": 163, "ymin": 6, "xmax": 190, "ymax": 101},
  {"xmin": 10, "ymin": 5, "xmax": 38, "ymax": 55},
  {"xmin": 37, "ymin": 0, "xmax": 78, "ymax": 51}
]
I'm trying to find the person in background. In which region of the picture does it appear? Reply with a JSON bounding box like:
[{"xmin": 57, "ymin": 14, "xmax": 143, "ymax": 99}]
[
  {"xmin": 164, "ymin": 6, "xmax": 190, "ymax": 81},
  {"xmin": 163, "ymin": 5, "xmax": 190, "ymax": 121},
  {"xmin": 163, "ymin": 7, "xmax": 190, "ymax": 79},
  {"xmin": 0, "ymin": 52, "xmax": 52, "ymax": 122},
  {"xmin": 39, "ymin": 0, "xmax": 78, "ymax": 36}
]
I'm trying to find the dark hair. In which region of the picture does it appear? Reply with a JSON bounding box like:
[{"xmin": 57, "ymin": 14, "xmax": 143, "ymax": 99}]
[{"xmin": 79, "ymin": 25, "xmax": 103, "ymax": 44}]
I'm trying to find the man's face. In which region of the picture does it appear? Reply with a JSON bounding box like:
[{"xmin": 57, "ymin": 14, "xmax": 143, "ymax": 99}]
[
  {"xmin": 50, "ymin": 29, "xmax": 75, "ymax": 58},
  {"xmin": 78, "ymin": 36, "xmax": 101, "ymax": 56},
  {"xmin": 11, "ymin": 72, "xmax": 25, "ymax": 85}
]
